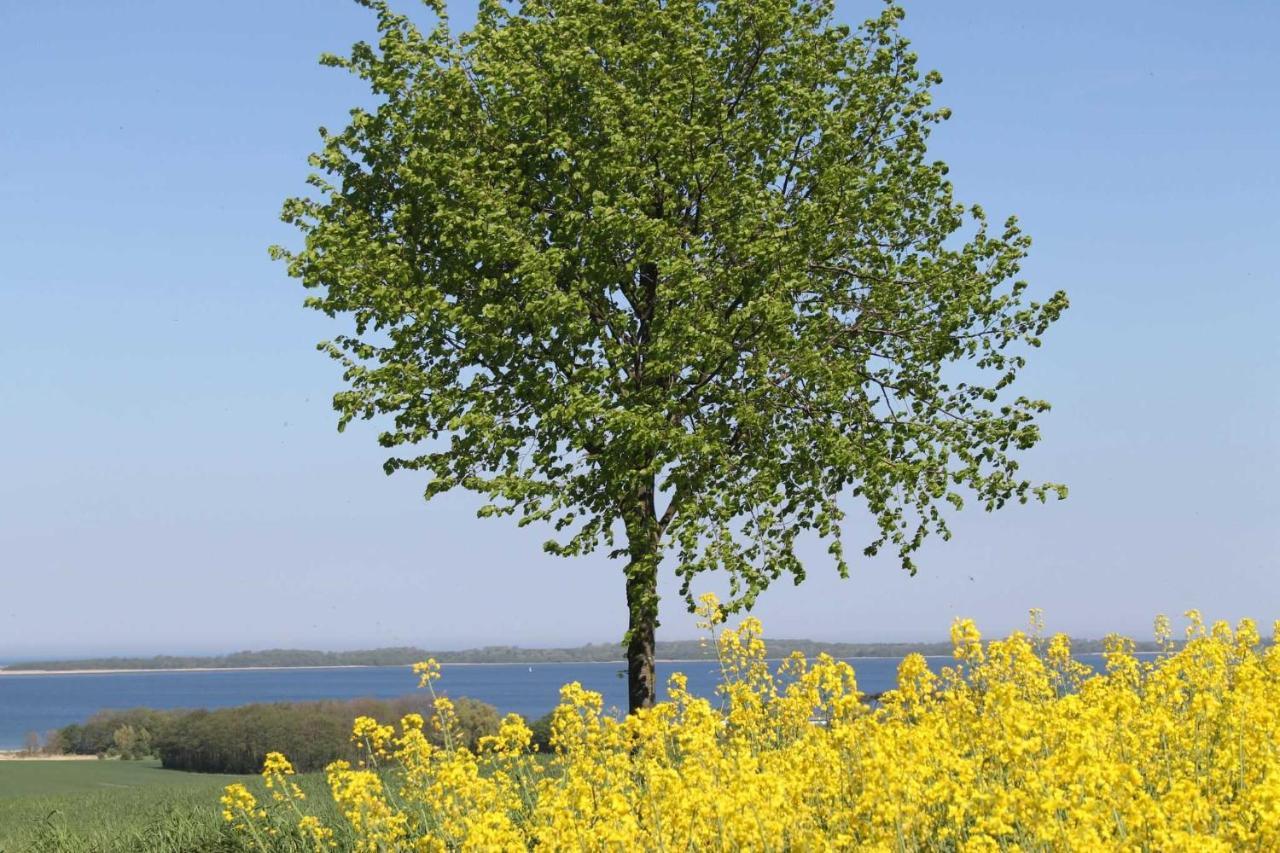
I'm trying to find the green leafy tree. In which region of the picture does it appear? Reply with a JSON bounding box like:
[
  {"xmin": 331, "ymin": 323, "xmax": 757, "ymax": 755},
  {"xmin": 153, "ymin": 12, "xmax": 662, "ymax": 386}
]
[
  {"xmin": 278, "ymin": 0, "xmax": 1067, "ymax": 711},
  {"xmin": 110, "ymin": 724, "xmax": 154, "ymax": 760}
]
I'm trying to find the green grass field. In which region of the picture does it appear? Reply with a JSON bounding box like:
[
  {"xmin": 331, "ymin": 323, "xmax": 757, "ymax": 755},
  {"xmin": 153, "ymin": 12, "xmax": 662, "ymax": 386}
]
[
  {"xmin": 0, "ymin": 760, "xmax": 258, "ymax": 852},
  {"xmin": 0, "ymin": 755, "xmax": 551, "ymax": 850},
  {"xmin": 0, "ymin": 759, "xmax": 247, "ymax": 799}
]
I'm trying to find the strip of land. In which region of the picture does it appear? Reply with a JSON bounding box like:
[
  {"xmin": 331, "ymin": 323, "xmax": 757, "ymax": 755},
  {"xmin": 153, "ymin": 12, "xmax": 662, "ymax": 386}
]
[{"xmin": 1, "ymin": 637, "xmax": 1169, "ymax": 673}]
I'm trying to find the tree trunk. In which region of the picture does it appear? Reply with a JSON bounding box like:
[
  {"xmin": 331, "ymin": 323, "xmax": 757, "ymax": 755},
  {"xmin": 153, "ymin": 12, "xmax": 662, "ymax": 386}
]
[
  {"xmin": 626, "ymin": 251, "xmax": 662, "ymax": 713},
  {"xmin": 625, "ymin": 558, "xmax": 659, "ymax": 713},
  {"xmin": 624, "ymin": 480, "xmax": 661, "ymax": 714}
]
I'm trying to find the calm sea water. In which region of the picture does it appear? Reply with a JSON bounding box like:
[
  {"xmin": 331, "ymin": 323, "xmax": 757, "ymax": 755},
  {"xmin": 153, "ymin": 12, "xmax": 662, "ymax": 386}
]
[{"xmin": 0, "ymin": 655, "xmax": 1128, "ymax": 749}]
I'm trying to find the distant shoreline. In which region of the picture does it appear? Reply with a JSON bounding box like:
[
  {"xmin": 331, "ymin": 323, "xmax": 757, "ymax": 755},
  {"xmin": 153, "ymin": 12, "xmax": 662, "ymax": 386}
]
[
  {"xmin": 3, "ymin": 636, "xmax": 1170, "ymax": 675},
  {"xmin": 0, "ymin": 655, "xmax": 966, "ymax": 677},
  {"xmin": 0, "ymin": 664, "xmax": 383, "ymax": 677}
]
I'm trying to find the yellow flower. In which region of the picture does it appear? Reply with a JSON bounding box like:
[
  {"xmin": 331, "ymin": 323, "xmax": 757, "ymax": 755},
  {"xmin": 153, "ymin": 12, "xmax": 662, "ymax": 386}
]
[
  {"xmin": 413, "ymin": 658, "xmax": 441, "ymax": 688},
  {"xmin": 950, "ymin": 616, "xmax": 984, "ymax": 661},
  {"xmin": 219, "ymin": 782, "xmax": 264, "ymax": 826},
  {"xmin": 298, "ymin": 814, "xmax": 335, "ymax": 850},
  {"xmin": 262, "ymin": 750, "xmax": 294, "ymax": 777},
  {"xmin": 220, "ymin": 607, "xmax": 1280, "ymax": 850},
  {"xmin": 351, "ymin": 715, "xmax": 396, "ymax": 756}
]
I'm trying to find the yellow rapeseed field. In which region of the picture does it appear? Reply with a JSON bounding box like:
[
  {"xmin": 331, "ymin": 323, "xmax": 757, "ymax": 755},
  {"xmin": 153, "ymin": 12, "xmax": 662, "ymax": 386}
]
[{"xmin": 222, "ymin": 598, "xmax": 1280, "ymax": 850}]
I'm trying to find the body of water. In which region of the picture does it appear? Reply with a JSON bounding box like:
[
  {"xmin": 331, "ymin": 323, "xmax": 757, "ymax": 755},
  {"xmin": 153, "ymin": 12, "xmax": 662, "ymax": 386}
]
[{"xmin": 0, "ymin": 655, "xmax": 1129, "ymax": 749}]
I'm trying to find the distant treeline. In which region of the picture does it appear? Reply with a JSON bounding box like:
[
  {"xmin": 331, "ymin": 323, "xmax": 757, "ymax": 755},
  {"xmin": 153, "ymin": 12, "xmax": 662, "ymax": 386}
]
[
  {"xmin": 52, "ymin": 695, "xmax": 503, "ymax": 774},
  {"xmin": 3, "ymin": 637, "xmax": 1176, "ymax": 672}
]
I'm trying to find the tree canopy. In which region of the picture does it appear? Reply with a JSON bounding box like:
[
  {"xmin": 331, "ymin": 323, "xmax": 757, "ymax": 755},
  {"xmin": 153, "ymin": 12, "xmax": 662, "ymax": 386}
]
[{"xmin": 277, "ymin": 0, "xmax": 1067, "ymax": 709}]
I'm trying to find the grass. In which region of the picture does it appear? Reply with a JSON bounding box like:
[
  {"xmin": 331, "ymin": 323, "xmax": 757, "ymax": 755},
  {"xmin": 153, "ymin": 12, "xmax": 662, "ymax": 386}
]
[
  {"xmin": 0, "ymin": 759, "xmax": 246, "ymax": 798},
  {"xmin": 0, "ymin": 754, "xmax": 556, "ymax": 851},
  {"xmin": 0, "ymin": 760, "xmax": 259, "ymax": 852}
]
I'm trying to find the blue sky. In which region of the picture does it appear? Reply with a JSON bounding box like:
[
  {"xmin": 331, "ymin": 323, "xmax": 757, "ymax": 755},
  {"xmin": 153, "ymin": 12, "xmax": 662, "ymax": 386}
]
[{"xmin": 1, "ymin": 1, "xmax": 1276, "ymax": 659}]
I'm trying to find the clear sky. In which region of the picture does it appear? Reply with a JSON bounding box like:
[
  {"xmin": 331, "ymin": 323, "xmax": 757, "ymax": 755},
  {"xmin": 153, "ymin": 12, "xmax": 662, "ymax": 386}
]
[{"xmin": 1, "ymin": 1, "xmax": 1276, "ymax": 660}]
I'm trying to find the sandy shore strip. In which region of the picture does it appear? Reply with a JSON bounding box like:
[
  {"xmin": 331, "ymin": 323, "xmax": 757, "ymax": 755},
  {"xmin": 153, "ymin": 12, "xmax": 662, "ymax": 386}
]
[{"xmin": 0, "ymin": 664, "xmax": 391, "ymax": 676}]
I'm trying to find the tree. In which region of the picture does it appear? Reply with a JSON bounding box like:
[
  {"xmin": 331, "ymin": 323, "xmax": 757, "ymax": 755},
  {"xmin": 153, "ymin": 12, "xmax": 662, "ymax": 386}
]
[
  {"xmin": 278, "ymin": 0, "xmax": 1068, "ymax": 712},
  {"xmin": 111, "ymin": 724, "xmax": 154, "ymax": 760}
]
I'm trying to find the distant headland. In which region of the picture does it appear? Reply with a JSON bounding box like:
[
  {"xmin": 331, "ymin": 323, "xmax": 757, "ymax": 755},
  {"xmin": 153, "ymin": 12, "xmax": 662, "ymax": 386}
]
[{"xmin": 0, "ymin": 637, "xmax": 1171, "ymax": 673}]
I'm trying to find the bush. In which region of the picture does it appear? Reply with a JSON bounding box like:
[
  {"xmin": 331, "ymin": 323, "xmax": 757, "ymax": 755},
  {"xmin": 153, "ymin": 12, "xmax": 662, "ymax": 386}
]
[
  {"xmin": 155, "ymin": 695, "xmax": 499, "ymax": 774},
  {"xmin": 50, "ymin": 695, "xmax": 501, "ymax": 774},
  {"xmin": 527, "ymin": 712, "xmax": 554, "ymax": 752},
  {"xmin": 54, "ymin": 709, "xmax": 175, "ymax": 758}
]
